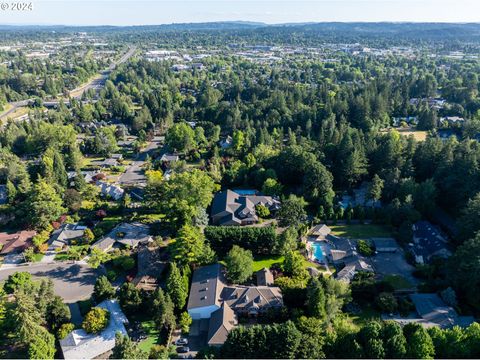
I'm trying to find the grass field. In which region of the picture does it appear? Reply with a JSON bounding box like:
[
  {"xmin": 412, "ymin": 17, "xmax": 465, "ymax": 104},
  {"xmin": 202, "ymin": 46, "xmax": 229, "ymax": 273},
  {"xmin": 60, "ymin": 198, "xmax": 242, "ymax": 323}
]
[
  {"xmin": 330, "ymin": 224, "xmax": 393, "ymax": 239},
  {"xmin": 381, "ymin": 128, "xmax": 428, "ymax": 141},
  {"xmin": 136, "ymin": 319, "xmax": 161, "ymax": 352},
  {"xmin": 252, "ymin": 255, "xmax": 284, "ymax": 272},
  {"xmin": 383, "ymin": 274, "xmax": 413, "ymax": 290}
]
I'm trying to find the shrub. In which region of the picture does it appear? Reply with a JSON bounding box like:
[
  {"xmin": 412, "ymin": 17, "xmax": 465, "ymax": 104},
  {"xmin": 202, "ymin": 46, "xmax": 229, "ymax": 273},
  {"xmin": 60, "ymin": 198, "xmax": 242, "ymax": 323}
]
[
  {"xmin": 204, "ymin": 226, "xmax": 278, "ymax": 255},
  {"xmin": 255, "ymin": 204, "xmax": 271, "ymax": 218},
  {"xmin": 357, "ymin": 240, "xmax": 374, "ymax": 256},
  {"xmin": 57, "ymin": 323, "xmax": 75, "ymax": 340},
  {"xmin": 82, "ymin": 307, "xmax": 110, "ymax": 334},
  {"xmin": 375, "ymin": 292, "xmax": 398, "ymax": 313}
]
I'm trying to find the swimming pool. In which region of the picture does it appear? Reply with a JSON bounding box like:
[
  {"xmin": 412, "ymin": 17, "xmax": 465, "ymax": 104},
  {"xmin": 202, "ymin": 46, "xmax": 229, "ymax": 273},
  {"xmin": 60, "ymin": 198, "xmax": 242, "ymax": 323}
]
[{"xmin": 310, "ymin": 242, "xmax": 326, "ymax": 263}]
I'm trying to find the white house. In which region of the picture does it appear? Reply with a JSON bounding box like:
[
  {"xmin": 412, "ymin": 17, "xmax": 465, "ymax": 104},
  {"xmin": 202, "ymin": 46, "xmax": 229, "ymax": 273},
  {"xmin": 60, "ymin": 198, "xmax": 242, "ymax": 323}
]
[{"xmin": 60, "ymin": 299, "xmax": 128, "ymax": 360}]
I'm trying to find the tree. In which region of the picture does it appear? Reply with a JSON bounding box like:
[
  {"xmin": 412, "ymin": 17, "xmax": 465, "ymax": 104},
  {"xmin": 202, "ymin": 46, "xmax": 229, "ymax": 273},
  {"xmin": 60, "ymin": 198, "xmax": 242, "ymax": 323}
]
[
  {"xmin": 118, "ymin": 283, "xmax": 142, "ymax": 315},
  {"xmin": 306, "ymin": 277, "xmax": 326, "ymax": 319},
  {"xmin": 83, "ymin": 228, "xmax": 95, "ymax": 244},
  {"xmin": 46, "ymin": 296, "xmax": 71, "ymax": 332},
  {"xmin": 303, "ymin": 162, "xmax": 335, "ymax": 207},
  {"xmin": 225, "ymin": 245, "xmax": 254, "ymax": 284},
  {"xmin": 283, "ymin": 251, "xmax": 307, "ymax": 278},
  {"xmin": 146, "ymin": 169, "xmax": 216, "ymax": 227},
  {"xmin": 111, "ymin": 332, "xmax": 147, "ymax": 359},
  {"xmin": 23, "ymin": 247, "xmax": 36, "ymax": 263},
  {"xmin": 383, "ymin": 321, "xmax": 407, "ymax": 359},
  {"xmin": 165, "ymin": 123, "xmax": 196, "ymax": 152},
  {"xmin": 166, "ymin": 263, "xmax": 188, "ymax": 310},
  {"xmin": 26, "ymin": 178, "xmax": 65, "ymax": 230},
  {"xmin": 375, "ymin": 292, "xmax": 398, "ymax": 313},
  {"xmin": 262, "ymin": 178, "xmax": 283, "ymax": 197},
  {"xmin": 276, "ymin": 227, "xmax": 298, "ymax": 255},
  {"xmin": 457, "ymin": 193, "xmax": 480, "ymax": 243},
  {"xmin": 255, "ymin": 204, "xmax": 270, "ymax": 218},
  {"xmin": 152, "ymin": 288, "xmax": 176, "ymax": 334},
  {"xmin": 171, "ymin": 225, "xmax": 216, "ymax": 267},
  {"xmin": 28, "ymin": 326, "xmax": 56, "ymax": 360},
  {"xmin": 367, "ymin": 174, "xmax": 384, "ymax": 204},
  {"xmin": 404, "ymin": 323, "xmax": 435, "ymax": 359},
  {"xmin": 4, "ymin": 272, "xmax": 33, "ymax": 294},
  {"xmin": 179, "ymin": 312, "xmax": 192, "ymax": 334},
  {"xmin": 448, "ymin": 234, "xmax": 480, "ymax": 311},
  {"xmin": 277, "ymin": 195, "xmax": 307, "ymax": 227},
  {"xmin": 358, "ymin": 321, "xmax": 385, "ymax": 359},
  {"xmin": 93, "ymin": 276, "xmax": 115, "ymax": 302},
  {"xmin": 87, "ymin": 247, "xmax": 110, "ymax": 268},
  {"xmin": 57, "ymin": 323, "xmax": 75, "ymax": 340},
  {"xmin": 82, "ymin": 307, "xmax": 110, "ymax": 334}
]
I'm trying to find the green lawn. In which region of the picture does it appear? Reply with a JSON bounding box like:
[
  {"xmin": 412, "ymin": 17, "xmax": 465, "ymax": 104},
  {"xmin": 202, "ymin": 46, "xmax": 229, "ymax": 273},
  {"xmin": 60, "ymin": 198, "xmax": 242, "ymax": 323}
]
[
  {"xmin": 252, "ymin": 255, "xmax": 284, "ymax": 272},
  {"xmin": 32, "ymin": 253, "xmax": 44, "ymax": 262},
  {"xmin": 383, "ymin": 275, "xmax": 413, "ymax": 290},
  {"xmin": 349, "ymin": 305, "xmax": 382, "ymax": 328},
  {"xmin": 136, "ymin": 319, "xmax": 161, "ymax": 352},
  {"xmin": 330, "ymin": 224, "xmax": 393, "ymax": 239}
]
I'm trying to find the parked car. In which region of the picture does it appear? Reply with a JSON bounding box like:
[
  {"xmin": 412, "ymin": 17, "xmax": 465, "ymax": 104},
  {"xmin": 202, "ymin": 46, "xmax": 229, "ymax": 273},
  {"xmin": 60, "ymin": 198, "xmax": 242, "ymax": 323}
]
[
  {"xmin": 177, "ymin": 346, "xmax": 190, "ymax": 354},
  {"xmin": 175, "ymin": 338, "xmax": 189, "ymax": 346}
]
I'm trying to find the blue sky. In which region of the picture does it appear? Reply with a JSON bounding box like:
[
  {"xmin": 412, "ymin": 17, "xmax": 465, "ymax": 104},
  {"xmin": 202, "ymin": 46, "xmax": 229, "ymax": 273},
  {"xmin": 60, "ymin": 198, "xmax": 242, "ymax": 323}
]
[{"xmin": 0, "ymin": 0, "xmax": 479, "ymax": 26}]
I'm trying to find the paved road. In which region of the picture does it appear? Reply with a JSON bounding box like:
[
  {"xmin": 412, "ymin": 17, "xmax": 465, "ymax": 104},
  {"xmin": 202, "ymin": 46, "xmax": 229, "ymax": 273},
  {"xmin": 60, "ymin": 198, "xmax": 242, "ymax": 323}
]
[
  {"xmin": 0, "ymin": 262, "xmax": 102, "ymax": 303},
  {"xmin": 0, "ymin": 45, "xmax": 137, "ymax": 120},
  {"xmin": 118, "ymin": 136, "xmax": 162, "ymax": 186}
]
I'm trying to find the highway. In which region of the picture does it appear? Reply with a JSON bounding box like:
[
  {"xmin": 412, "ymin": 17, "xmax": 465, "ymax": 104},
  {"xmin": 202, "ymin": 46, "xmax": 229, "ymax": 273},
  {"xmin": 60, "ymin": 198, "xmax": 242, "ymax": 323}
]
[{"xmin": 0, "ymin": 45, "xmax": 137, "ymax": 120}]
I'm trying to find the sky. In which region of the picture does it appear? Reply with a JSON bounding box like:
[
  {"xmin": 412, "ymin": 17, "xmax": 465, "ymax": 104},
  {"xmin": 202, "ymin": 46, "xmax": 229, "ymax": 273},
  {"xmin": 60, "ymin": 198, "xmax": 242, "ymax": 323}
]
[{"xmin": 0, "ymin": 0, "xmax": 479, "ymax": 26}]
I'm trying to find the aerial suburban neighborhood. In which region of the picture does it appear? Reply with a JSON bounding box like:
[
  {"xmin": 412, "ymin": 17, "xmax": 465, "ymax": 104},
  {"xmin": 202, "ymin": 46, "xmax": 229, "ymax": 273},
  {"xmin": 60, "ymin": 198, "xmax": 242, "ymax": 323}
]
[{"xmin": 1, "ymin": 11, "xmax": 480, "ymax": 360}]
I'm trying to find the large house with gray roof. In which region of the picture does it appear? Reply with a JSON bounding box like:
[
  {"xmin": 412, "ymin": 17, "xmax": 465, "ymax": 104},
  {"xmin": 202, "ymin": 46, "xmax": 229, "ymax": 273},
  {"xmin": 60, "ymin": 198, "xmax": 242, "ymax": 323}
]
[
  {"xmin": 187, "ymin": 264, "xmax": 283, "ymax": 346},
  {"xmin": 410, "ymin": 221, "xmax": 452, "ymax": 264},
  {"xmin": 92, "ymin": 222, "xmax": 152, "ymax": 252},
  {"xmin": 210, "ymin": 190, "xmax": 280, "ymax": 226}
]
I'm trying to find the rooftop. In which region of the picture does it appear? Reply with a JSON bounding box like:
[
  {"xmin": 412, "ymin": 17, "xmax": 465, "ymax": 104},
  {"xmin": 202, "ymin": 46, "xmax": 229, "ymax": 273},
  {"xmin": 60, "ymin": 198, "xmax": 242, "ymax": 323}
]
[{"xmin": 60, "ymin": 299, "xmax": 128, "ymax": 360}]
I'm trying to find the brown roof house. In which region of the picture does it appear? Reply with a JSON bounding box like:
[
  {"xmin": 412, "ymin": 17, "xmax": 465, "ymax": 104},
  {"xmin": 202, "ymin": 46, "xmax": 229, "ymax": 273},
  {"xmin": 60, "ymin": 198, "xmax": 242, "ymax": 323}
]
[
  {"xmin": 187, "ymin": 264, "xmax": 283, "ymax": 346},
  {"xmin": 210, "ymin": 190, "xmax": 280, "ymax": 226},
  {"xmin": 0, "ymin": 230, "xmax": 36, "ymax": 255}
]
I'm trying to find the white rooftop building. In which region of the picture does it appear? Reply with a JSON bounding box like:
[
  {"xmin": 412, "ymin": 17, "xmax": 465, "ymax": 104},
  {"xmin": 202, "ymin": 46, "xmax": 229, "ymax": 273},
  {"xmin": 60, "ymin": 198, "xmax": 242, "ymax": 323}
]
[{"xmin": 60, "ymin": 299, "xmax": 128, "ymax": 360}]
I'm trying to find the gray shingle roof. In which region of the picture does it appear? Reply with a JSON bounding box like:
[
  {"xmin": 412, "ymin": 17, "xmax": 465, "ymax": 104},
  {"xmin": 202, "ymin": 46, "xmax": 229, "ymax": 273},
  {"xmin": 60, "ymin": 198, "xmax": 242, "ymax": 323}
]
[
  {"xmin": 207, "ymin": 303, "xmax": 237, "ymax": 346},
  {"xmin": 187, "ymin": 263, "xmax": 225, "ymax": 310}
]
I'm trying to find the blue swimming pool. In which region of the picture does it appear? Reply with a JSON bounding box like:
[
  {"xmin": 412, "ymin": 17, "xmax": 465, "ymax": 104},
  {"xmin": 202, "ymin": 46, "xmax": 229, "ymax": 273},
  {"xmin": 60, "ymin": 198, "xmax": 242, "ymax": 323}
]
[{"xmin": 310, "ymin": 242, "xmax": 325, "ymax": 262}]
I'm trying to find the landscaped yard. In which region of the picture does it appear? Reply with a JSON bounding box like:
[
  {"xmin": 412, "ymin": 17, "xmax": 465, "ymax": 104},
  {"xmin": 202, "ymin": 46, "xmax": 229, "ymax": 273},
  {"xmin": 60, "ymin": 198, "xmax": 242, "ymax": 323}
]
[
  {"xmin": 330, "ymin": 224, "xmax": 393, "ymax": 239},
  {"xmin": 383, "ymin": 274, "xmax": 414, "ymax": 290},
  {"xmin": 136, "ymin": 319, "xmax": 161, "ymax": 352},
  {"xmin": 252, "ymin": 255, "xmax": 284, "ymax": 272}
]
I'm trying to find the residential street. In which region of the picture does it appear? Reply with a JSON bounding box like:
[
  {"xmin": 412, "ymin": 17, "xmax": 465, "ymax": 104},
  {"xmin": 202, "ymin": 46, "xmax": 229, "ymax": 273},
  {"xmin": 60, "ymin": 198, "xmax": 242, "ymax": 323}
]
[
  {"xmin": 0, "ymin": 262, "xmax": 102, "ymax": 303},
  {"xmin": 118, "ymin": 136, "xmax": 163, "ymax": 185}
]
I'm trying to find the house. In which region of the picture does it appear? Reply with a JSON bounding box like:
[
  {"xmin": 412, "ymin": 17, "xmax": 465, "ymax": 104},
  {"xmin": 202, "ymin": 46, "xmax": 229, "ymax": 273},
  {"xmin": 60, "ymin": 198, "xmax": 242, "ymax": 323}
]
[
  {"xmin": 160, "ymin": 153, "xmax": 179, "ymax": 163},
  {"xmin": 60, "ymin": 299, "xmax": 129, "ymax": 360},
  {"xmin": 407, "ymin": 293, "xmax": 474, "ymax": 329},
  {"xmin": 441, "ymin": 116, "xmax": 465, "ymax": 125},
  {"xmin": 92, "ymin": 222, "xmax": 152, "ymax": 252},
  {"xmin": 330, "ymin": 237, "xmax": 374, "ymax": 283},
  {"xmin": 219, "ymin": 136, "xmax": 233, "ymax": 149},
  {"xmin": 410, "ymin": 221, "xmax": 451, "ymax": 264},
  {"xmin": 373, "ymin": 238, "xmax": 398, "ymax": 253},
  {"xmin": 48, "ymin": 223, "xmax": 88, "ymax": 250},
  {"xmin": 256, "ymin": 268, "xmax": 274, "ymax": 286},
  {"xmin": 131, "ymin": 245, "xmax": 166, "ymax": 291},
  {"xmin": 338, "ymin": 182, "xmax": 381, "ymax": 210},
  {"xmin": 187, "ymin": 263, "xmax": 225, "ymax": 319},
  {"xmin": 207, "ymin": 303, "xmax": 237, "ymax": 347},
  {"xmin": 0, "ymin": 230, "xmax": 36, "ymax": 255},
  {"xmin": 187, "ymin": 264, "xmax": 283, "ymax": 346},
  {"xmin": 309, "ymin": 224, "xmax": 332, "ymax": 241},
  {"xmin": 97, "ymin": 181, "xmax": 124, "ymax": 201},
  {"xmin": 210, "ymin": 190, "xmax": 280, "ymax": 226},
  {"xmin": 0, "ymin": 185, "xmax": 7, "ymax": 205}
]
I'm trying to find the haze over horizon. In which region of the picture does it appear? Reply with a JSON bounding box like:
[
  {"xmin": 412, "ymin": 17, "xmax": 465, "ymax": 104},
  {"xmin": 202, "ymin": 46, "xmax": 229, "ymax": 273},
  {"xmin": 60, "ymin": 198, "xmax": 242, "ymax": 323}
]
[{"xmin": 0, "ymin": 0, "xmax": 479, "ymax": 27}]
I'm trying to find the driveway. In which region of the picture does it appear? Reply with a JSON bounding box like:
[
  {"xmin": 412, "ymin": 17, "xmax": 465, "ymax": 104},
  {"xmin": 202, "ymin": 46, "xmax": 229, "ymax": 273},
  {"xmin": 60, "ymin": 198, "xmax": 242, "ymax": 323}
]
[
  {"xmin": 372, "ymin": 250, "xmax": 418, "ymax": 286},
  {"xmin": 119, "ymin": 136, "xmax": 162, "ymax": 186},
  {"xmin": 0, "ymin": 262, "xmax": 102, "ymax": 303}
]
